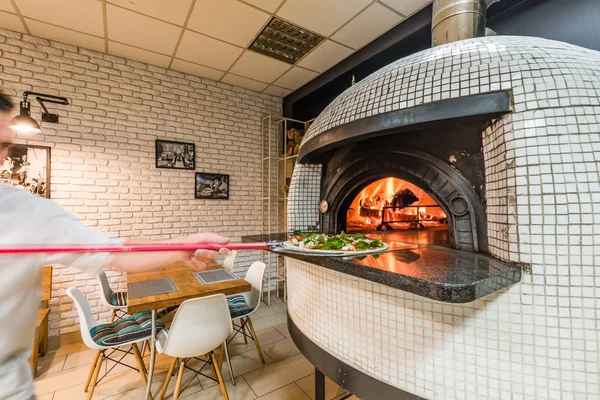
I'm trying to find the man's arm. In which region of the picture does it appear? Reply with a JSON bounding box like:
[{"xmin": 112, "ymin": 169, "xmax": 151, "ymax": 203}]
[
  {"xmin": 109, "ymin": 233, "xmax": 229, "ymax": 273},
  {"xmin": 14, "ymin": 188, "xmax": 227, "ymax": 275}
]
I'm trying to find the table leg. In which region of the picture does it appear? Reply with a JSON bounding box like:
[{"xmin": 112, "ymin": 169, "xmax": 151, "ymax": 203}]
[
  {"xmin": 315, "ymin": 368, "xmax": 325, "ymax": 400},
  {"xmin": 144, "ymin": 309, "xmax": 157, "ymax": 400}
]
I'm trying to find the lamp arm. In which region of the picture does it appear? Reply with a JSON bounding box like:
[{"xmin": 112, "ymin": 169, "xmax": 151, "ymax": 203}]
[
  {"xmin": 35, "ymin": 97, "xmax": 50, "ymax": 115},
  {"xmin": 23, "ymin": 91, "xmax": 69, "ymax": 105},
  {"xmin": 35, "ymin": 97, "xmax": 69, "ymax": 114}
]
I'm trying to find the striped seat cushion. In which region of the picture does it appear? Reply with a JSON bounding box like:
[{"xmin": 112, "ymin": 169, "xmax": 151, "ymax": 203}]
[
  {"xmin": 110, "ymin": 292, "xmax": 127, "ymax": 307},
  {"xmin": 227, "ymin": 295, "xmax": 254, "ymax": 319},
  {"xmin": 90, "ymin": 311, "xmax": 164, "ymax": 347}
]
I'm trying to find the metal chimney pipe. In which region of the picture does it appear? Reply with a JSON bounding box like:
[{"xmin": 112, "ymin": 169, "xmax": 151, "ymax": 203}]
[{"xmin": 431, "ymin": 0, "xmax": 488, "ymax": 46}]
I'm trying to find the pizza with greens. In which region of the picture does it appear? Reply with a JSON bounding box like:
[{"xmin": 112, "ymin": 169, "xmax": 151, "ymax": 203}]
[{"xmin": 283, "ymin": 232, "xmax": 388, "ymax": 255}]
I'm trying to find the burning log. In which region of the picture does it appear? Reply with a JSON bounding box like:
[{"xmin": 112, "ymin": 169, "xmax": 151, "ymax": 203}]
[
  {"xmin": 359, "ymin": 207, "xmax": 380, "ymax": 218},
  {"xmin": 390, "ymin": 189, "xmax": 419, "ymax": 209},
  {"xmin": 377, "ymin": 189, "xmax": 420, "ymax": 231}
]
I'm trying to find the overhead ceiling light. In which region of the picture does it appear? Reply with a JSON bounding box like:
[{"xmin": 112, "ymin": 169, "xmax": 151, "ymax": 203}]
[
  {"xmin": 250, "ymin": 17, "xmax": 324, "ymax": 64},
  {"xmin": 9, "ymin": 91, "xmax": 69, "ymax": 134}
]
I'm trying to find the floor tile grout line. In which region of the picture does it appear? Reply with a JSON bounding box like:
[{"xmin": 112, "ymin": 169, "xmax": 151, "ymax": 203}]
[
  {"xmin": 296, "ymin": 376, "xmax": 314, "ymax": 399},
  {"xmin": 294, "ymin": 381, "xmax": 313, "ymax": 400},
  {"xmin": 241, "ymin": 375, "xmax": 259, "ymax": 398},
  {"xmin": 249, "ymin": 369, "xmax": 315, "ymax": 399}
]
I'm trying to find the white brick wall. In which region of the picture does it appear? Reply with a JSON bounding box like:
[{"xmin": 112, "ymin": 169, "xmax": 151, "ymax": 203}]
[{"xmin": 0, "ymin": 28, "xmax": 282, "ymax": 337}]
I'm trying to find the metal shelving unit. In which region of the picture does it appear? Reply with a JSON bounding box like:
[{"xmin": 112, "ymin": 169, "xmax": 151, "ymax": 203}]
[{"xmin": 261, "ymin": 115, "xmax": 312, "ymax": 306}]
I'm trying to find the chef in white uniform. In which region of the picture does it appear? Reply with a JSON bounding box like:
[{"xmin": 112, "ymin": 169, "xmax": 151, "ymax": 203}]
[{"xmin": 0, "ymin": 91, "xmax": 228, "ymax": 400}]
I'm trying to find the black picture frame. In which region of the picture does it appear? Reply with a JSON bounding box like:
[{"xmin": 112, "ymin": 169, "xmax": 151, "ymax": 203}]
[
  {"xmin": 155, "ymin": 139, "xmax": 195, "ymax": 170},
  {"xmin": 0, "ymin": 144, "xmax": 51, "ymax": 198},
  {"xmin": 195, "ymin": 172, "xmax": 229, "ymax": 200}
]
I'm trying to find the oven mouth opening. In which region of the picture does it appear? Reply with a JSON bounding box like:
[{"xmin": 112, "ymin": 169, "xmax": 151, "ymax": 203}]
[{"xmin": 346, "ymin": 177, "xmax": 448, "ymax": 233}]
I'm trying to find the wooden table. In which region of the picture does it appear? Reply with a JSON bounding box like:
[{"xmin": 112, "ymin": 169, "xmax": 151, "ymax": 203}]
[
  {"xmin": 126, "ymin": 261, "xmax": 250, "ymax": 314},
  {"xmin": 126, "ymin": 261, "xmax": 250, "ymax": 400}
]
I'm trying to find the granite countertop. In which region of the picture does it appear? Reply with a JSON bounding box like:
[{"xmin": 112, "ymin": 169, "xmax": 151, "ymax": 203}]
[{"xmin": 242, "ymin": 233, "xmax": 522, "ymax": 303}]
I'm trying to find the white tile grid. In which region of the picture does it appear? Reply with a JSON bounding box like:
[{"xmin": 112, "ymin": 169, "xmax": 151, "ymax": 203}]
[
  {"xmin": 288, "ymin": 36, "xmax": 600, "ymax": 399},
  {"xmin": 288, "ymin": 258, "xmax": 598, "ymax": 400},
  {"xmin": 300, "ymin": 36, "xmax": 600, "ymax": 146},
  {"xmin": 287, "ymin": 163, "xmax": 322, "ymax": 233},
  {"xmin": 482, "ymin": 114, "xmax": 512, "ymax": 263}
]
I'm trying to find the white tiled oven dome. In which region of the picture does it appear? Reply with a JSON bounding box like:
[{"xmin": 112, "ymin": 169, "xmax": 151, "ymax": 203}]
[
  {"xmin": 287, "ymin": 35, "xmax": 600, "ymax": 399},
  {"xmin": 301, "ymin": 35, "xmax": 600, "ymax": 145}
]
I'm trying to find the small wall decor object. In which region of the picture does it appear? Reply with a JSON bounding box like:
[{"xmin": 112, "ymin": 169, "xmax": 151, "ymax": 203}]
[
  {"xmin": 155, "ymin": 139, "xmax": 195, "ymax": 170},
  {"xmin": 195, "ymin": 172, "xmax": 229, "ymax": 200},
  {"xmin": 0, "ymin": 144, "xmax": 50, "ymax": 198}
]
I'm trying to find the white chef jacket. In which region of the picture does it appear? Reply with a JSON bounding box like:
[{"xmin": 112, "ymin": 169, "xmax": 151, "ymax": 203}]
[{"xmin": 0, "ymin": 184, "xmax": 122, "ymax": 400}]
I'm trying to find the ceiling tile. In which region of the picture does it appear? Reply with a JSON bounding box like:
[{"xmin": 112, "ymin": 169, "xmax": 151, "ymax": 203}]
[
  {"xmin": 14, "ymin": 0, "xmax": 103, "ymax": 36},
  {"xmin": 277, "ymin": 0, "xmax": 371, "ymax": 37},
  {"xmin": 380, "ymin": 0, "xmax": 432, "ymax": 16},
  {"xmin": 107, "ymin": 0, "xmax": 193, "ymax": 26},
  {"xmin": 171, "ymin": 58, "xmax": 224, "ymax": 81},
  {"xmin": 106, "ymin": 4, "xmax": 180, "ymax": 55},
  {"xmin": 26, "ymin": 19, "xmax": 104, "ymax": 51},
  {"xmin": 187, "ymin": 0, "xmax": 270, "ymax": 47},
  {"xmin": 242, "ymin": 0, "xmax": 283, "ymax": 13},
  {"xmin": 273, "ymin": 66, "xmax": 317, "ymax": 90},
  {"xmin": 108, "ymin": 41, "xmax": 171, "ymax": 67},
  {"xmin": 229, "ymin": 50, "xmax": 291, "ymax": 83},
  {"xmin": 176, "ymin": 29, "xmax": 243, "ymax": 71},
  {"xmin": 263, "ymin": 85, "xmax": 291, "ymax": 97},
  {"xmin": 297, "ymin": 40, "xmax": 352, "ymax": 73},
  {"xmin": 221, "ymin": 73, "xmax": 268, "ymax": 92},
  {"xmin": 0, "ymin": 11, "xmax": 25, "ymax": 33},
  {"xmin": 0, "ymin": 0, "xmax": 14, "ymax": 13},
  {"xmin": 332, "ymin": 3, "xmax": 403, "ymax": 50}
]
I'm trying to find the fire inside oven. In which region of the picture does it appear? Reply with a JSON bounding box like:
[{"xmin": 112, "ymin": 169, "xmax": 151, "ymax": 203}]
[{"xmin": 346, "ymin": 178, "xmax": 448, "ymax": 232}]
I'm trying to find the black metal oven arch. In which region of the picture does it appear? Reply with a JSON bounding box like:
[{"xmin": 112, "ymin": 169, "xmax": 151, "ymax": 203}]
[{"xmin": 321, "ymin": 149, "xmax": 487, "ymax": 252}]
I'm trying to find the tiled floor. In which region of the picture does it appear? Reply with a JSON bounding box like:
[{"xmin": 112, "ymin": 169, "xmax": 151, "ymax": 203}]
[{"xmin": 34, "ymin": 297, "xmax": 359, "ymax": 400}]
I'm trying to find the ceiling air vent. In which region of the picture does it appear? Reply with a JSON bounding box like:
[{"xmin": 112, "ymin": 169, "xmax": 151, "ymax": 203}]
[{"xmin": 250, "ymin": 17, "xmax": 324, "ymax": 64}]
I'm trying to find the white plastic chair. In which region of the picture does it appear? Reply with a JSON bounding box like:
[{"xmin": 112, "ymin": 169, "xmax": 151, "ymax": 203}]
[
  {"xmin": 157, "ymin": 294, "xmax": 233, "ymax": 400},
  {"xmin": 67, "ymin": 287, "xmax": 161, "ymax": 400},
  {"xmin": 226, "ymin": 261, "xmax": 267, "ymax": 377},
  {"xmin": 97, "ymin": 271, "xmax": 128, "ymax": 322},
  {"xmin": 222, "ymin": 250, "xmax": 237, "ymax": 272}
]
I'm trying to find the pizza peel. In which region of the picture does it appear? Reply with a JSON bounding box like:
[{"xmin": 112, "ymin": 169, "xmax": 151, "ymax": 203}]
[{"xmin": 0, "ymin": 240, "xmax": 388, "ymax": 256}]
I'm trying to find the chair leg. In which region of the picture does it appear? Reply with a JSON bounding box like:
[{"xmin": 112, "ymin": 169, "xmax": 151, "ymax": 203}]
[
  {"xmin": 223, "ymin": 341, "xmax": 235, "ymax": 386},
  {"xmin": 140, "ymin": 340, "xmax": 148, "ymax": 358},
  {"xmin": 86, "ymin": 351, "xmax": 104, "ymax": 400},
  {"xmin": 84, "ymin": 350, "xmax": 102, "ymax": 392},
  {"xmin": 245, "ymin": 317, "xmax": 265, "ymax": 364},
  {"xmin": 241, "ymin": 322, "xmax": 248, "ymax": 344},
  {"xmin": 218, "ymin": 343, "xmax": 225, "ymax": 370},
  {"xmin": 110, "ymin": 309, "xmax": 117, "ymax": 323},
  {"xmin": 159, "ymin": 358, "xmax": 178, "ymax": 400},
  {"xmin": 210, "ymin": 351, "xmax": 229, "ymax": 400},
  {"xmin": 132, "ymin": 344, "xmax": 154, "ymax": 400},
  {"xmin": 173, "ymin": 360, "xmax": 185, "ymax": 400}
]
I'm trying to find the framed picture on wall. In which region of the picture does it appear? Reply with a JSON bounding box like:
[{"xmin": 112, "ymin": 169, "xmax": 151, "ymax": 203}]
[
  {"xmin": 155, "ymin": 139, "xmax": 195, "ymax": 170},
  {"xmin": 195, "ymin": 172, "xmax": 229, "ymax": 200},
  {"xmin": 0, "ymin": 144, "xmax": 50, "ymax": 198}
]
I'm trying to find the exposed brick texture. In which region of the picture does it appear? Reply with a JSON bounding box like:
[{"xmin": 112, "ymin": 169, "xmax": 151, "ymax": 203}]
[{"xmin": 0, "ymin": 28, "xmax": 282, "ymax": 337}]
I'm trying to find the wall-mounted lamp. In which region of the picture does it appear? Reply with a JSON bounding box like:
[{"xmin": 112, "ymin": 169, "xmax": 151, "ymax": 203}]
[{"xmin": 9, "ymin": 91, "xmax": 69, "ymax": 134}]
